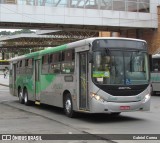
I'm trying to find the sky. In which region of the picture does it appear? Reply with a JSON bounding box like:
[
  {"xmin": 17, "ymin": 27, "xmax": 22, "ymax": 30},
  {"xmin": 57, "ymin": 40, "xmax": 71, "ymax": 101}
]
[
  {"xmin": 0, "ymin": 29, "xmax": 21, "ymax": 32},
  {"xmin": 0, "ymin": 29, "xmax": 37, "ymax": 32}
]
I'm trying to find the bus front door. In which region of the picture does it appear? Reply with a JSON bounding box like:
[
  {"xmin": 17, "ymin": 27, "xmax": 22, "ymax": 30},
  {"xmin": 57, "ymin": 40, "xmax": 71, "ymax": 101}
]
[
  {"xmin": 35, "ymin": 60, "xmax": 41, "ymax": 104},
  {"xmin": 79, "ymin": 52, "xmax": 89, "ymax": 110}
]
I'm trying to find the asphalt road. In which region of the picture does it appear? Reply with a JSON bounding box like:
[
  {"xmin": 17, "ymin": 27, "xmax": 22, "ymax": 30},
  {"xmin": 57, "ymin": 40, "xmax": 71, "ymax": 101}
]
[{"xmin": 0, "ymin": 75, "xmax": 160, "ymax": 143}]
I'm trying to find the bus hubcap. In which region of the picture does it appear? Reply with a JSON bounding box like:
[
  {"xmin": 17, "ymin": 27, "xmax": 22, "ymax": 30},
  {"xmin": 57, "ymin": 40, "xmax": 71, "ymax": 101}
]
[
  {"xmin": 66, "ymin": 99, "xmax": 71, "ymax": 113},
  {"xmin": 24, "ymin": 93, "xmax": 27, "ymax": 103},
  {"xmin": 19, "ymin": 92, "xmax": 23, "ymax": 100}
]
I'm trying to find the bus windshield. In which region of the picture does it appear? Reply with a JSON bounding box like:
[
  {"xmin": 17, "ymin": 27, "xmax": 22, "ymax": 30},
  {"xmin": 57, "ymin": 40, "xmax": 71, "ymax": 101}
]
[{"xmin": 92, "ymin": 50, "xmax": 149, "ymax": 85}]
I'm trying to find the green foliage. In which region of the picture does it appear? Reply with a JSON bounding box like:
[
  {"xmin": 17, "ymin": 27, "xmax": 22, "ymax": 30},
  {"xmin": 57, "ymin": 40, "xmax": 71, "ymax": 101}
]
[
  {"xmin": 0, "ymin": 29, "xmax": 35, "ymax": 36},
  {"xmin": 0, "ymin": 31, "xmax": 12, "ymax": 36}
]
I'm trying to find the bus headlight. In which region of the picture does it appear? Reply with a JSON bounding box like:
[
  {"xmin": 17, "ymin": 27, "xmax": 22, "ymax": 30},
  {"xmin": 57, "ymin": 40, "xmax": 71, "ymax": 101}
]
[
  {"xmin": 142, "ymin": 94, "xmax": 150, "ymax": 103},
  {"xmin": 91, "ymin": 92, "xmax": 105, "ymax": 102},
  {"xmin": 95, "ymin": 95, "xmax": 100, "ymax": 100}
]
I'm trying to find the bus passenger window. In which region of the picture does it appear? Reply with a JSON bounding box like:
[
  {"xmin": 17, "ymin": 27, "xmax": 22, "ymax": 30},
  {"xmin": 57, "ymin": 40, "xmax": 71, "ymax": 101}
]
[
  {"xmin": 49, "ymin": 53, "xmax": 61, "ymax": 74},
  {"xmin": 25, "ymin": 59, "xmax": 33, "ymax": 74},
  {"xmin": 28, "ymin": 59, "xmax": 33, "ymax": 68},
  {"xmin": 152, "ymin": 59, "xmax": 160, "ymax": 72},
  {"xmin": 42, "ymin": 55, "xmax": 49, "ymax": 74},
  {"xmin": 61, "ymin": 62, "xmax": 74, "ymax": 74},
  {"xmin": 42, "ymin": 55, "xmax": 49, "ymax": 65},
  {"xmin": 61, "ymin": 50, "xmax": 74, "ymax": 74},
  {"xmin": 25, "ymin": 59, "xmax": 29, "ymax": 67}
]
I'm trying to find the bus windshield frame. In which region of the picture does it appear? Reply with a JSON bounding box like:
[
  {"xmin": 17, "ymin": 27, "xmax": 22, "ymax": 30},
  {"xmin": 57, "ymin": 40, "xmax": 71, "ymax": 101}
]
[{"xmin": 91, "ymin": 39, "xmax": 149, "ymax": 85}]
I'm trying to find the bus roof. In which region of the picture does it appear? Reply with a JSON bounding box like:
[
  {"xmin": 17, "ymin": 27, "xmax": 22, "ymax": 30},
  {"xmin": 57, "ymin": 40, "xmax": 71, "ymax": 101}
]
[
  {"xmin": 152, "ymin": 54, "xmax": 160, "ymax": 58},
  {"xmin": 9, "ymin": 37, "xmax": 146, "ymax": 62}
]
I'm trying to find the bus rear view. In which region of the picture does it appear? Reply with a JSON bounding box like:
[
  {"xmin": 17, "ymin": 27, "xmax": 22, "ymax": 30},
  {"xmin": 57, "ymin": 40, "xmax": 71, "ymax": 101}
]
[{"xmin": 90, "ymin": 38, "xmax": 151, "ymax": 114}]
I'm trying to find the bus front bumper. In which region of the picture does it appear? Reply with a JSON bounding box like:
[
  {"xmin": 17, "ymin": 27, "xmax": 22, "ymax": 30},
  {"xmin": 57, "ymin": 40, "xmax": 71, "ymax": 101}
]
[{"xmin": 90, "ymin": 95, "xmax": 151, "ymax": 113}]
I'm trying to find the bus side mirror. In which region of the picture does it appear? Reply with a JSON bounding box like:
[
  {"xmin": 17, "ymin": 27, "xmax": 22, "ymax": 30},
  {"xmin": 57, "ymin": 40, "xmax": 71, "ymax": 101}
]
[{"xmin": 88, "ymin": 52, "xmax": 93, "ymax": 63}]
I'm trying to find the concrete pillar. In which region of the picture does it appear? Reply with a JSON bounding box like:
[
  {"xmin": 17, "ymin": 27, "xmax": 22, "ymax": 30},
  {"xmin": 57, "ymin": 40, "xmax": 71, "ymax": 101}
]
[{"xmin": 2, "ymin": 52, "xmax": 4, "ymax": 60}]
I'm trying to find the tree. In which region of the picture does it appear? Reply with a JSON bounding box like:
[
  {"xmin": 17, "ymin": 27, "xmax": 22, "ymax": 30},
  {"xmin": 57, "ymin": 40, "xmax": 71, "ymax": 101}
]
[
  {"xmin": 0, "ymin": 29, "xmax": 35, "ymax": 36},
  {"xmin": 13, "ymin": 29, "xmax": 35, "ymax": 35},
  {"xmin": 0, "ymin": 31, "xmax": 12, "ymax": 36}
]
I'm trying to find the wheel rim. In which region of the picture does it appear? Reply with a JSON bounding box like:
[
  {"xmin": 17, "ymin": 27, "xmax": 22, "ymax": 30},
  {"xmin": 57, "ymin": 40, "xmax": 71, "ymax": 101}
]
[
  {"xmin": 24, "ymin": 92, "xmax": 27, "ymax": 103},
  {"xmin": 65, "ymin": 98, "xmax": 71, "ymax": 114},
  {"xmin": 19, "ymin": 91, "xmax": 23, "ymax": 101}
]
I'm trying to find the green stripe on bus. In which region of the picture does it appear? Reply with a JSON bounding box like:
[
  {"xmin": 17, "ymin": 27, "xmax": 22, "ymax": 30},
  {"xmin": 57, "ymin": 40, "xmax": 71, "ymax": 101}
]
[{"xmin": 25, "ymin": 45, "xmax": 67, "ymax": 59}]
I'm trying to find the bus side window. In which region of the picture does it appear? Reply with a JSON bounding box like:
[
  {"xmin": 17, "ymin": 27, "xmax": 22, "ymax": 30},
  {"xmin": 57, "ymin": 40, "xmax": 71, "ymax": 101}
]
[
  {"xmin": 61, "ymin": 50, "xmax": 75, "ymax": 74},
  {"xmin": 25, "ymin": 59, "xmax": 29, "ymax": 67},
  {"xmin": 42, "ymin": 55, "xmax": 49, "ymax": 74},
  {"xmin": 28, "ymin": 58, "xmax": 33, "ymax": 68},
  {"xmin": 49, "ymin": 53, "xmax": 61, "ymax": 74},
  {"xmin": 152, "ymin": 59, "xmax": 160, "ymax": 72},
  {"xmin": 25, "ymin": 59, "xmax": 33, "ymax": 74},
  {"xmin": 19, "ymin": 60, "xmax": 23, "ymax": 74}
]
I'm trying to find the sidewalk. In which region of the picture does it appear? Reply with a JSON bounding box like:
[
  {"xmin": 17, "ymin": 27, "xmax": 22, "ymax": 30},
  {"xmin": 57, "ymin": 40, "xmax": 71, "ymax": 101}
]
[{"xmin": 0, "ymin": 74, "xmax": 9, "ymax": 87}]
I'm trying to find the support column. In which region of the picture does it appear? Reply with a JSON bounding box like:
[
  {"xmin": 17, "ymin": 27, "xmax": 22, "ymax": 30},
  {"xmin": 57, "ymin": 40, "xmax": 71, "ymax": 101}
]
[{"xmin": 2, "ymin": 52, "xmax": 4, "ymax": 60}]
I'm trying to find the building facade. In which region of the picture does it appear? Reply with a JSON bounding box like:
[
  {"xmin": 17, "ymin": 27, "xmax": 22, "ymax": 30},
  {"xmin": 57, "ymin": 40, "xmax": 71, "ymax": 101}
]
[{"xmin": 1, "ymin": 0, "xmax": 160, "ymax": 54}]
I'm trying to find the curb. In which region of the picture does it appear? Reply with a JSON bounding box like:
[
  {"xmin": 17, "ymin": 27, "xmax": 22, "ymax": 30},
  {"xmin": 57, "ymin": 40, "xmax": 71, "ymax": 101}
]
[{"xmin": 0, "ymin": 83, "xmax": 9, "ymax": 87}]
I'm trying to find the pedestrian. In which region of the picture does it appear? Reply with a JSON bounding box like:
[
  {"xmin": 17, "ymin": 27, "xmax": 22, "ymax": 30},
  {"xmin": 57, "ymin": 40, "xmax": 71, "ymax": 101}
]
[
  {"xmin": 5, "ymin": 69, "xmax": 8, "ymax": 79},
  {"xmin": 3, "ymin": 69, "xmax": 6, "ymax": 78}
]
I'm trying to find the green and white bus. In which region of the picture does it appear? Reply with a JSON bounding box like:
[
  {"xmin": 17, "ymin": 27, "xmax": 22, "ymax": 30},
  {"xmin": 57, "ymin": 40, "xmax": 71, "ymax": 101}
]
[
  {"xmin": 150, "ymin": 54, "xmax": 160, "ymax": 94},
  {"xmin": 9, "ymin": 37, "xmax": 151, "ymax": 117}
]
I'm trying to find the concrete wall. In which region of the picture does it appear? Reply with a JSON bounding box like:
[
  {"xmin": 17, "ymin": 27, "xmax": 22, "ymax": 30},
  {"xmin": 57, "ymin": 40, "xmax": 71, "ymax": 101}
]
[
  {"xmin": 0, "ymin": 0, "xmax": 160, "ymax": 54},
  {"xmin": 121, "ymin": 5, "xmax": 160, "ymax": 54},
  {"xmin": 0, "ymin": 1, "xmax": 158, "ymax": 29}
]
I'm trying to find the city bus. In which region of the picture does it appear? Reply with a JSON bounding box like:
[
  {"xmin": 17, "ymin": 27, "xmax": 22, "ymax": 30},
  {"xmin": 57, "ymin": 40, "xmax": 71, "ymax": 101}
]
[
  {"xmin": 9, "ymin": 37, "xmax": 151, "ymax": 117},
  {"xmin": 0, "ymin": 60, "xmax": 9, "ymax": 70},
  {"xmin": 150, "ymin": 54, "xmax": 160, "ymax": 94}
]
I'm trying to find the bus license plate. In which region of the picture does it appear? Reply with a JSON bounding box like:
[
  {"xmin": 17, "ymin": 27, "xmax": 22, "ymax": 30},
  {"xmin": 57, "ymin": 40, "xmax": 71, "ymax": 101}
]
[{"xmin": 120, "ymin": 106, "xmax": 130, "ymax": 110}]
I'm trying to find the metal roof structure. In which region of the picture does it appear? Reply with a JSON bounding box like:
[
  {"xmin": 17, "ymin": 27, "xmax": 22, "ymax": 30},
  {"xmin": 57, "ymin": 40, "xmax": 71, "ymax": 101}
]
[{"xmin": 0, "ymin": 30, "xmax": 99, "ymax": 53}]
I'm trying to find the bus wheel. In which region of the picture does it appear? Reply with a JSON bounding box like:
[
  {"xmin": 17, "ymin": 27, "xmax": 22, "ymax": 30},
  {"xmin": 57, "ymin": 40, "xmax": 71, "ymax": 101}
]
[
  {"xmin": 18, "ymin": 88, "xmax": 24, "ymax": 104},
  {"xmin": 110, "ymin": 112, "xmax": 121, "ymax": 116},
  {"xmin": 64, "ymin": 94, "xmax": 75, "ymax": 118},
  {"xmin": 151, "ymin": 91, "xmax": 156, "ymax": 96},
  {"xmin": 24, "ymin": 89, "xmax": 30, "ymax": 106}
]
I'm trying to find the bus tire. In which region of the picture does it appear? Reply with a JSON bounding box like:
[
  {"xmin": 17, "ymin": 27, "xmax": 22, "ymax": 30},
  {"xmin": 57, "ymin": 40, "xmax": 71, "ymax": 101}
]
[
  {"xmin": 151, "ymin": 91, "xmax": 156, "ymax": 96},
  {"xmin": 18, "ymin": 88, "xmax": 24, "ymax": 104},
  {"xmin": 64, "ymin": 94, "xmax": 75, "ymax": 118},
  {"xmin": 24, "ymin": 89, "xmax": 30, "ymax": 106},
  {"xmin": 110, "ymin": 112, "xmax": 121, "ymax": 116}
]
